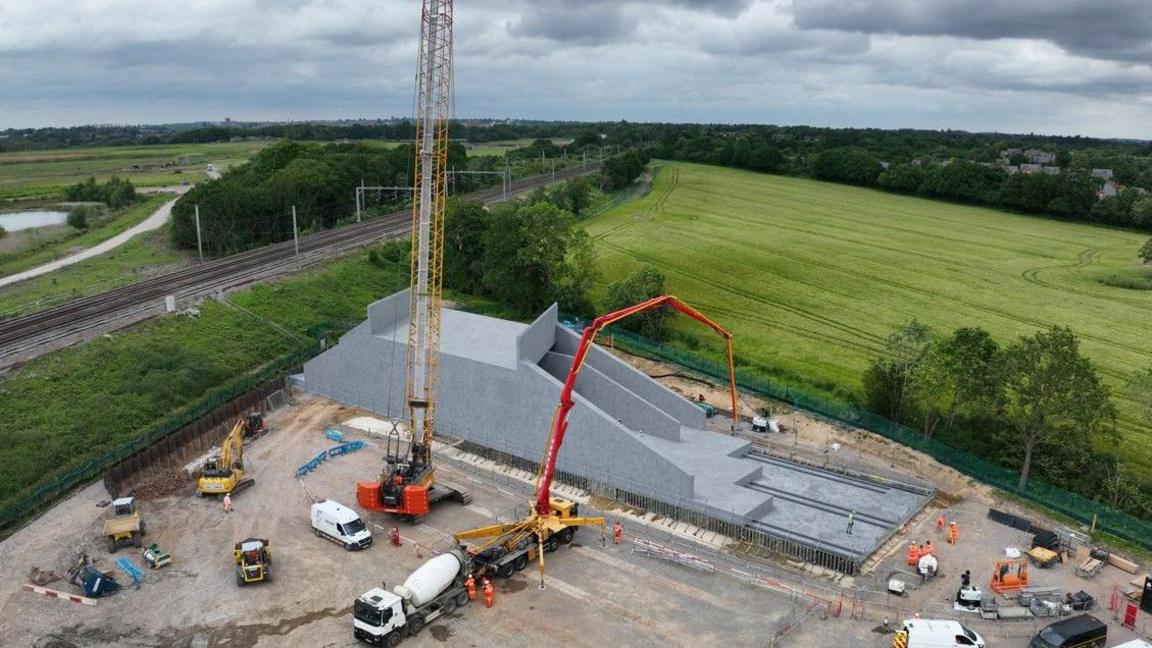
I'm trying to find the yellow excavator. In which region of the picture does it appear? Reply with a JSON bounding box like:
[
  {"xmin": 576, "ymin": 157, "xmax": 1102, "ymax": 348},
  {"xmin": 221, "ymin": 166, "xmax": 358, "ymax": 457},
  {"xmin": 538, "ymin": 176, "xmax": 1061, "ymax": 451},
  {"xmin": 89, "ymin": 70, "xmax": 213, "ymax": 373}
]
[{"xmin": 197, "ymin": 419, "xmax": 254, "ymax": 497}]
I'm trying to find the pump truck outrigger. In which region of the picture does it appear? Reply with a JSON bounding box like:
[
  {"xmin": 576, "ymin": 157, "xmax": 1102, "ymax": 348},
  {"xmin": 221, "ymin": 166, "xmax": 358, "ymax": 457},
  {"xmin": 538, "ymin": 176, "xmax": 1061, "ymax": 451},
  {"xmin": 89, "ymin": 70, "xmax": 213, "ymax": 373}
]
[{"xmin": 452, "ymin": 294, "xmax": 740, "ymax": 588}]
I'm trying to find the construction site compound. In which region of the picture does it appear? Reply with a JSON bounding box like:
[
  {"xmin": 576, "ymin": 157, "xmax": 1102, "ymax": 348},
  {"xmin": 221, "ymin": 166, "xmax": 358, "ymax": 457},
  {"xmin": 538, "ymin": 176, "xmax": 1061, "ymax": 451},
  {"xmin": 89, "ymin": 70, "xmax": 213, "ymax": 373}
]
[{"xmin": 3, "ymin": 2, "xmax": 1152, "ymax": 647}]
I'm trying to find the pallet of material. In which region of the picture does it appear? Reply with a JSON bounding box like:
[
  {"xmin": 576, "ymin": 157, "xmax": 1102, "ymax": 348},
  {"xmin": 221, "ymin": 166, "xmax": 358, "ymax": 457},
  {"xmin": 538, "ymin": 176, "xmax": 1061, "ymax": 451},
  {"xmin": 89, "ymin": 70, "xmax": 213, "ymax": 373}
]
[
  {"xmin": 997, "ymin": 606, "xmax": 1033, "ymax": 620},
  {"xmin": 1109, "ymin": 554, "xmax": 1140, "ymax": 574}
]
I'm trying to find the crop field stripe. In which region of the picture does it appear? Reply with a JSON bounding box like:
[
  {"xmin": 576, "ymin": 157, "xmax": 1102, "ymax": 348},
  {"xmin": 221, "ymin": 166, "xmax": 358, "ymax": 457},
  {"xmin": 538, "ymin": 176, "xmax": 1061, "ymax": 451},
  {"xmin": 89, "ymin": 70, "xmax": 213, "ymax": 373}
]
[{"xmin": 585, "ymin": 161, "xmax": 1152, "ymax": 470}]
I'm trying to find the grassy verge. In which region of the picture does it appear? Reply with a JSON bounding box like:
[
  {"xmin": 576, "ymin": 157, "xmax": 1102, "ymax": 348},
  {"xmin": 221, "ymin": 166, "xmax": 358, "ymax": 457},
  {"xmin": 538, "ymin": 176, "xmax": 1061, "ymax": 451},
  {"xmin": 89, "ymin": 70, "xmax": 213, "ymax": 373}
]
[
  {"xmin": 0, "ymin": 225, "xmax": 186, "ymax": 318},
  {"xmin": 1098, "ymin": 269, "xmax": 1152, "ymax": 290},
  {"xmin": 0, "ymin": 243, "xmax": 411, "ymax": 513},
  {"xmin": 0, "ymin": 195, "xmax": 170, "ymax": 278}
]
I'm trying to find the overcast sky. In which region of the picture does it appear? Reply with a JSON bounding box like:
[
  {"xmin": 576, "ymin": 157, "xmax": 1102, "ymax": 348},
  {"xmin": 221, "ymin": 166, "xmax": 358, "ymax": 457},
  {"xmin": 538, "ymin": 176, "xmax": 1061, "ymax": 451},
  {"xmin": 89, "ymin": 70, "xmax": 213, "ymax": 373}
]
[{"xmin": 1, "ymin": 0, "xmax": 1150, "ymax": 138}]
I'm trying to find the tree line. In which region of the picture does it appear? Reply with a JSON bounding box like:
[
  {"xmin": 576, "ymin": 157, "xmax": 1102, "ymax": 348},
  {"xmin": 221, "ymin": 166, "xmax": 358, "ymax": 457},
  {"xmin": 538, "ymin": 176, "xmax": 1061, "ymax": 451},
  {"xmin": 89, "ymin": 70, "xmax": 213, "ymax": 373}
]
[
  {"xmin": 863, "ymin": 321, "xmax": 1152, "ymax": 516},
  {"xmin": 169, "ymin": 141, "xmax": 467, "ymax": 256},
  {"xmin": 64, "ymin": 176, "xmax": 137, "ymax": 209}
]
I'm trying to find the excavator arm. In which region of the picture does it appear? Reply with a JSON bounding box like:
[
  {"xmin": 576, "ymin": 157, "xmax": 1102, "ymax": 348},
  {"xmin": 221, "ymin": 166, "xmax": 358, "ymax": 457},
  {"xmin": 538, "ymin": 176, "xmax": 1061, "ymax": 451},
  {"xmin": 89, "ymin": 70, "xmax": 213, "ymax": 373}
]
[
  {"xmin": 220, "ymin": 419, "xmax": 245, "ymax": 469},
  {"xmin": 534, "ymin": 295, "xmax": 737, "ymax": 516}
]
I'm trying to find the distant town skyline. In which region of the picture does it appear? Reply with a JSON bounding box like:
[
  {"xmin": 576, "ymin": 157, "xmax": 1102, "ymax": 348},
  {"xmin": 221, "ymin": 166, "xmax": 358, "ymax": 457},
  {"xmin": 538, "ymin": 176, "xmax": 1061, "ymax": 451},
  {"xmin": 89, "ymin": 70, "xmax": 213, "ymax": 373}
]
[{"xmin": 2, "ymin": 1, "xmax": 1150, "ymax": 139}]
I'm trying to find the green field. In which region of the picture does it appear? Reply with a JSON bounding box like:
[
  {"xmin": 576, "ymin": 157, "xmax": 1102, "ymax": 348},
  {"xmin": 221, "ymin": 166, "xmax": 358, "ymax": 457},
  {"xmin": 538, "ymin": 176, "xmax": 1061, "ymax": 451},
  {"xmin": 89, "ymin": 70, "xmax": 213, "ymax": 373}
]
[
  {"xmin": 0, "ymin": 141, "xmax": 269, "ymax": 200},
  {"xmin": 585, "ymin": 162, "xmax": 1152, "ymax": 469}
]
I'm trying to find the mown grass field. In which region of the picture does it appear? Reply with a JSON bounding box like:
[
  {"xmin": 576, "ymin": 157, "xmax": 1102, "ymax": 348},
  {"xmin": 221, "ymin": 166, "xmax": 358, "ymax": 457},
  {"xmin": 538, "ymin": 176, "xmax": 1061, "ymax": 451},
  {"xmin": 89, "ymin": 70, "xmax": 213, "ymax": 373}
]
[
  {"xmin": 584, "ymin": 162, "xmax": 1152, "ymax": 470},
  {"xmin": 0, "ymin": 141, "xmax": 269, "ymax": 200}
]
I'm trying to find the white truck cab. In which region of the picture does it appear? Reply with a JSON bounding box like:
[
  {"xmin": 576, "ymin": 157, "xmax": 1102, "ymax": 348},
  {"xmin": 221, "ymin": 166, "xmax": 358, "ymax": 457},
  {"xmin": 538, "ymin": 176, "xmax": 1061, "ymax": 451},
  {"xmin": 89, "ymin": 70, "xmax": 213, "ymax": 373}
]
[
  {"xmin": 311, "ymin": 500, "xmax": 372, "ymax": 550},
  {"xmin": 354, "ymin": 588, "xmax": 407, "ymax": 643},
  {"xmin": 901, "ymin": 619, "xmax": 986, "ymax": 647}
]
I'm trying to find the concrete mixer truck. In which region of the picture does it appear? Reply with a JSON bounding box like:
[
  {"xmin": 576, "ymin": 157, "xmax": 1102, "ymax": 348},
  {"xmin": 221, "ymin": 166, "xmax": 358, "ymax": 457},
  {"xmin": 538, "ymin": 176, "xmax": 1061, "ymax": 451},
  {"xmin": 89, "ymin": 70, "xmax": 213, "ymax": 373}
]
[{"xmin": 353, "ymin": 549, "xmax": 471, "ymax": 646}]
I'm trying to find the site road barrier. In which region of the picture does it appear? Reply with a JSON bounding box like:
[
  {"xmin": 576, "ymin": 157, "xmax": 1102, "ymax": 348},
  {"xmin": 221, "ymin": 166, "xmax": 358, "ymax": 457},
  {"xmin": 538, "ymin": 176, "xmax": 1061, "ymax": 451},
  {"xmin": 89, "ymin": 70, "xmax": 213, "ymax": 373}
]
[
  {"xmin": 295, "ymin": 440, "xmax": 367, "ymax": 477},
  {"xmin": 21, "ymin": 584, "xmax": 98, "ymax": 607}
]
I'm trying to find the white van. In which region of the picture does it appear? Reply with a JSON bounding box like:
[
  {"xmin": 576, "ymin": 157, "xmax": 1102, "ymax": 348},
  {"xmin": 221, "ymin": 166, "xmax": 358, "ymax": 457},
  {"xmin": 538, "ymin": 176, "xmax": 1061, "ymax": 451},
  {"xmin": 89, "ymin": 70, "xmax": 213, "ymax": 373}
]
[
  {"xmin": 310, "ymin": 500, "xmax": 372, "ymax": 550},
  {"xmin": 901, "ymin": 619, "xmax": 986, "ymax": 648}
]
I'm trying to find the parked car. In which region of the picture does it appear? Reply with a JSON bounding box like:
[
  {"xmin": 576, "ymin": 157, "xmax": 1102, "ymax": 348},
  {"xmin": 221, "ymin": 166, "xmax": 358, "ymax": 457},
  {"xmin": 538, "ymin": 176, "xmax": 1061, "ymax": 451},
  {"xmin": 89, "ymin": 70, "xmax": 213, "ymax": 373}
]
[{"xmin": 1029, "ymin": 614, "xmax": 1107, "ymax": 648}]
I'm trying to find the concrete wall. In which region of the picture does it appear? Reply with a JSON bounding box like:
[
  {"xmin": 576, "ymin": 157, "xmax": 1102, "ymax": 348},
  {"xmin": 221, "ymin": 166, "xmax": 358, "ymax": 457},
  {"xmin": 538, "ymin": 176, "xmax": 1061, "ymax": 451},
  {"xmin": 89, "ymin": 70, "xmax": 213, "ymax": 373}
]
[
  {"xmin": 516, "ymin": 305, "xmax": 557, "ymax": 364},
  {"xmin": 302, "ymin": 309, "xmax": 696, "ymax": 501},
  {"xmin": 553, "ymin": 327, "xmax": 706, "ymax": 429},
  {"xmin": 539, "ymin": 352, "xmax": 682, "ymax": 441}
]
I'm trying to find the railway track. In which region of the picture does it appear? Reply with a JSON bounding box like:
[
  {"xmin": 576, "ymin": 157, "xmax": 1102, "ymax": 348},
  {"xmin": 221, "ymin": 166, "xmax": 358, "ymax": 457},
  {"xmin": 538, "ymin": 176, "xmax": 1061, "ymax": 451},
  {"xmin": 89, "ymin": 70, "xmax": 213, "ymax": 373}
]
[{"xmin": 0, "ymin": 162, "xmax": 602, "ymax": 368}]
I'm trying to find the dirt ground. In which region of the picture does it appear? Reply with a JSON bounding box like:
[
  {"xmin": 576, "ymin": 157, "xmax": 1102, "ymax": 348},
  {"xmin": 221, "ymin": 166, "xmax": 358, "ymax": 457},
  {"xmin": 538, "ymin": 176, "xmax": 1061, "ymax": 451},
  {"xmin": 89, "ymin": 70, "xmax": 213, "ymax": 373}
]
[
  {"xmin": 0, "ymin": 395, "xmax": 799, "ymax": 648},
  {"xmin": 3, "ymin": 381, "xmax": 1152, "ymax": 647},
  {"xmin": 628, "ymin": 353, "xmax": 1152, "ymax": 645}
]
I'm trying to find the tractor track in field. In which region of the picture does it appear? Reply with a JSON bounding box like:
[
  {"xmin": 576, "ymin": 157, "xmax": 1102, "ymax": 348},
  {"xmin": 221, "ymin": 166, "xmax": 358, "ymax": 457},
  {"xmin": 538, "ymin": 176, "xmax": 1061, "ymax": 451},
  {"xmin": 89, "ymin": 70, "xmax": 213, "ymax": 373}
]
[
  {"xmin": 593, "ymin": 170, "xmax": 1152, "ymax": 364},
  {"xmin": 595, "ymin": 239, "xmax": 888, "ymax": 352},
  {"xmin": 1020, "ymin": 246, "xmax": 1152, "ymax": 308},
  {"xmin": 0, "ymin": 163, "xmax": 601, "ymax": 369},
  {"xmin": 591, "ymin": 165, "xmax": 679, "ymax": 243}
]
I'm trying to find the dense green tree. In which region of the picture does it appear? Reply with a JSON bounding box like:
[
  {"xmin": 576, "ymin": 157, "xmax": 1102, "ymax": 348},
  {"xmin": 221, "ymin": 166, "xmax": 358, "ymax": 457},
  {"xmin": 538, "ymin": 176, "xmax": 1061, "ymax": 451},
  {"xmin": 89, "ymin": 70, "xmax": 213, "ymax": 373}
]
[
  {"xmin": 443, "ymin": 199, "xmax": 489, "ymax": 293},
  {"xmin": 920, "ymin": 162, "xmax": 1004, "ymax": 205},
  {"xmin": 862, "ymin": 321, "xmax": 935, "ymax": 423},
  {"xmin": 66, "ymin": 206, "xmax": 93, "ymax": 230},
  {"xmin": 877, "ymin": 163, "xmax": 925, "ymax": 194},
  {"xmin": 562, "ymin": 177, "xmax": 592, "ymax": 216},
  {"xmin": 1132, "ymin": 197, "xmax": 1152, "ymax": 228},
  {"xmin": 602, "ymin": 151, "xmax": 650, "ymax": 190},
  {"xmin": 999, "ymin": 327, "xmax": 1116, "ymax": 490},
  {"xmin": 915, "ymin": 327, "xmax": 1002, "ymax": 439},
  {"xmin": 604, "ymin": 265, "xmax": 669, "ymax": 339},
  {"xmin": 1141, "ymin": 237, "xmax": 1152, "ymax": 265},
  {"xmin": 481, "ymin": 202, "xmax": 597, "ymax": 316},
  {"xmin": 810, "ymin": 147, "xmax": 883, "ymax": 186},
  {"xmin": 746, "ymin": 145, "xmax": 784, "ymax": 173}
]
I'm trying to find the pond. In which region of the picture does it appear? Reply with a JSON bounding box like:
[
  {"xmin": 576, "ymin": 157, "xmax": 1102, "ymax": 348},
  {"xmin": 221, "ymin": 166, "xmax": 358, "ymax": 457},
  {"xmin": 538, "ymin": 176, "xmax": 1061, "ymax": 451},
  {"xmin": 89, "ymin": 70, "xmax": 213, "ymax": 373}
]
[{"xmin": 0, "ymin": 210, "xmax": 69, "ymax": 231}]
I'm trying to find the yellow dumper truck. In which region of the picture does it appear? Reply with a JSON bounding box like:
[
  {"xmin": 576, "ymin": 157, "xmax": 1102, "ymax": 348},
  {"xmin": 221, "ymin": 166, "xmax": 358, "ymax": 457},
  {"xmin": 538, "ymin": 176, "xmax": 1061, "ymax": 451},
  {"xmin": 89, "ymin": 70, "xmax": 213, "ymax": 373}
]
[{"xmin": 102, "ymin": 497, "xmax": 146, "ymax": 552}]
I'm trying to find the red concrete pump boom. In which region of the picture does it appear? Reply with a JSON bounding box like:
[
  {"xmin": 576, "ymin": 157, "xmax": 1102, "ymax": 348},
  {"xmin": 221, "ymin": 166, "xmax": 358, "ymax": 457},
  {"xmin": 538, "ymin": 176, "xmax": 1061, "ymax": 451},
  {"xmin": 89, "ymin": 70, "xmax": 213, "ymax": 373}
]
[{"xmin": 534, "ymin": 295, "xmax": 738, "ymax": 516}]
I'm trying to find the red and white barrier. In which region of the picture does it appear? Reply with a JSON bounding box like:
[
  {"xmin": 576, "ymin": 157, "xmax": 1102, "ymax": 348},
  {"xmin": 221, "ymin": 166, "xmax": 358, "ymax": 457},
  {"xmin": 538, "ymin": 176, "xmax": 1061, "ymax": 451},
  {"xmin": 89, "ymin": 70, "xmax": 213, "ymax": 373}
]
[{"xmin": 21, "ymin": 583, "xmax": 97, "ymax": 606}]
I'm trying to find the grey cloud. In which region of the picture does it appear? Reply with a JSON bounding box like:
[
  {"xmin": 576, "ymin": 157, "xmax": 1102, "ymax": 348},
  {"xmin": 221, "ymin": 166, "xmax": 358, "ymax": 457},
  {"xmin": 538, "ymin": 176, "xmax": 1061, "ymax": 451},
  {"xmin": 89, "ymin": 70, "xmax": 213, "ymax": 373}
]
[
  {"xmin": 508, "ymin": 0, "xmax": 752, "ymax": 44},
  {"xmin": 792, "ymin": 0, "xmax": 1152, "ymax": 64}
]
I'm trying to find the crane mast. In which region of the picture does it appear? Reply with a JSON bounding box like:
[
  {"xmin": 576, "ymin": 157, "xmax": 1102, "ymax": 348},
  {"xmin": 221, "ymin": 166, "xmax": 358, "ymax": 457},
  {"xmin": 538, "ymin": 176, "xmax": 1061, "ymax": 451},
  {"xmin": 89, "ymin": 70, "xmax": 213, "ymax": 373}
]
[{"xmin": 401, "ymin": 0, "xmax": 452, "ymax": 475}]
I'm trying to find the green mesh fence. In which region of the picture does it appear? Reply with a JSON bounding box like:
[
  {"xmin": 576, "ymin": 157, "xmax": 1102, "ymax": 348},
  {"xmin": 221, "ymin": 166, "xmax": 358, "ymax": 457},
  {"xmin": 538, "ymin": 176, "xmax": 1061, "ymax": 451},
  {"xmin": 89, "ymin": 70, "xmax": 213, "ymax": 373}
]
[
  {"xmin": 602, "ymin": 326, "xmax": 1152, "ymax": 551},
  {"xmin": 0, "ymin": 343, "xmax": 318, "ymax": 532}
]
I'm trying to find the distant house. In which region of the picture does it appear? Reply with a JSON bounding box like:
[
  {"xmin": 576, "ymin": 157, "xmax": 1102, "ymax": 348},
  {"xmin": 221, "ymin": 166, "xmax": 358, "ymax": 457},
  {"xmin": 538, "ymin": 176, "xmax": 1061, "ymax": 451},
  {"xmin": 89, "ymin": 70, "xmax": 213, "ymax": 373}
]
[
  {"xmin": 1091, "ymin": 168, "xmax": 1114, "ymax": 180},
  {"xmin": 1024, "ymin": 149, "xmax": 1056, "ymax": 164},
  {"xmin": 1098, "ymin": 180, "xmax": 1119, "ymax": 199},
  {"xmin": 1003, "ymin": 165, "xmax": 1021, "ymax": 174},
  {"xmin": 1020, "ymin": 163, "xmax": 1044, "ymax": 174},
  {"xmin": 879, "ymin": 161, "xmax": 891, "ymax": 170},
  {"xmin": 1041, "ymin": 166, "xmax": 1061, "ymax": 175}
]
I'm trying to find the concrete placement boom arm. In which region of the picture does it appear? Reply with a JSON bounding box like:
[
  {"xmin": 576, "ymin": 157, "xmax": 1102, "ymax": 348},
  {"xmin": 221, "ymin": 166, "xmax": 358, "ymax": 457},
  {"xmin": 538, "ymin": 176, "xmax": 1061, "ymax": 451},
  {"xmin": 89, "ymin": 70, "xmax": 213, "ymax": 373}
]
[{"xmin": 533, "ymin": 295, "xmax": 738, "ymax": 516}]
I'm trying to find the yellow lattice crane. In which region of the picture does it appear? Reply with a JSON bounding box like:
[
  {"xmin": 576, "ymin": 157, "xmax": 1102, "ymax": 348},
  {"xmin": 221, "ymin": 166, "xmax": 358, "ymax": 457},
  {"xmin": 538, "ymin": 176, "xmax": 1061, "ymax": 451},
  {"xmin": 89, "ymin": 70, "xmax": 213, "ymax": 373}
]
[{"xmin": 357, "ymin": 0, "xmax": 468, "ymax": 518}]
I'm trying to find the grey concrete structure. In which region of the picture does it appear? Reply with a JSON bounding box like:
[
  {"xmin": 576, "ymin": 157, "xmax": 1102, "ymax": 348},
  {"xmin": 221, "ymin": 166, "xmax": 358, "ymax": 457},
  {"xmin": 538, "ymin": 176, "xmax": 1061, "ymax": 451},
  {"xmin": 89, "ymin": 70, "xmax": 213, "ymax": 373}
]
[{"xmin": 301, "ymin": 291, "xmax": 933, "ymax": 570}]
